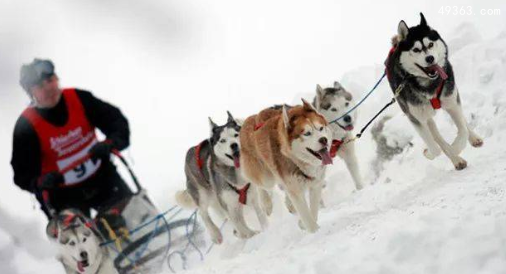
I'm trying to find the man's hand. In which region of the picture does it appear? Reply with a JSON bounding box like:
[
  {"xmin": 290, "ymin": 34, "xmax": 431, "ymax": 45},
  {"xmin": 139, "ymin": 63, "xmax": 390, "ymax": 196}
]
[
  {"xmin": 39, "ymin": 172, "xmax": 64, "ymax": 190},
  {"xmin": 89, "ymin": 141, "xmax": 113, "ymax": 161}
]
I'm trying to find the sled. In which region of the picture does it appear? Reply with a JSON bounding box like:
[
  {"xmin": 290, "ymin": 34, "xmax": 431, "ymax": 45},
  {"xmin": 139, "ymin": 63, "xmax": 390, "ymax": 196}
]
[{"xmin": 42, "ymin": 150, "xmax": 206, "ymax": 274}]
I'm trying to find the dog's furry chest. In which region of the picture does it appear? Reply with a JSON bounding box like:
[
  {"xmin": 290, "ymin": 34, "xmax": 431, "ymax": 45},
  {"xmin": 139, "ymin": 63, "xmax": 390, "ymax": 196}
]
[{"xmin": 293, "ymin": 160, "xmax": 327, "ymax": 183}]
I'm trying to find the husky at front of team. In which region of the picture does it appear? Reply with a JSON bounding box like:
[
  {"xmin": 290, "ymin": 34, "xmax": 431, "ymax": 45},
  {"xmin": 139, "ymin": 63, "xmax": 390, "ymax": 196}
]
[{"xmin": 386, "ymin": 13, "xmax": 483, "ymax": 170}]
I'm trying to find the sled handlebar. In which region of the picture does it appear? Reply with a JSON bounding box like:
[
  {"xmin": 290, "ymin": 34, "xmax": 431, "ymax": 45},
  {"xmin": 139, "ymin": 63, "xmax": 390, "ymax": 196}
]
[{"xmin": 41, "ymin": 149, "xmax": 142, "ymax": 217}]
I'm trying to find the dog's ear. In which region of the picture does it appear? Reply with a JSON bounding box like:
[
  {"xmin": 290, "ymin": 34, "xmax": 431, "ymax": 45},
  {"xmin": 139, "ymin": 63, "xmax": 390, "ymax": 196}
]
[
  {"xmin": 208, "ymin": 117, "xmax": 217, "ymax": 136},
  {"xmin": 302, "ymin": 98, "xmax": 317, "ymax": 112},
  {"xmin": 314, "ymin": 84, "xmax": 324, "ymax": 109},
  {"xmin": 46, "ymin": 218, "xmax": 59, "ymax": 240},
  {"xmin": 333, "ymin": 81, "xmax": 342, "ymax": 90},
  {"xmin": 398, "ymin": 20, "xmax": 409, "ymax": 41},
  {"xmin": 234, "ymin": 118, "xmax": 244, "ymax": 126},
  {"xmin": 420, "ymin": 12, "xmax": 427, "ymax": 27},
  {"xmin": 342, "ymin": 90, "xmax": 353, "ymax": 101},
  {"xmin": 226, "ymin": 111, "xmax": 235, "ymax": 124},
  {"xmin": 282, "ymin": 105, "xmax": 290, "ymax": 129}
]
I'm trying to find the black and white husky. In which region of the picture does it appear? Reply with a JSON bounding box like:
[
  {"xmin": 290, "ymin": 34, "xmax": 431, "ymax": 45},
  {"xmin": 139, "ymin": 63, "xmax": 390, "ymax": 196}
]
[
  {"xmin": 46, "ymin": 209, "xmax": 118, "ymax": 274},
  {"xmin": 175, "ymin": 112, "xmax": 268, "ymax": 244},
  {"xmin": 385, "ymin": 13, "xmax": 483, "ymax": 170},
  {"xmin": 314, "ymin": 82, "xmax": 364, "ymax": 190}
]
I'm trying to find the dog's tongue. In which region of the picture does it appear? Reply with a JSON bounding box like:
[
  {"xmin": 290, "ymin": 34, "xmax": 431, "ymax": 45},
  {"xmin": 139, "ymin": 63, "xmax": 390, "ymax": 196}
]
[
  {"xmin": 77, "ymin": 261, "xmax": 85, "ymax": 273},
  {"xmin": 344, "ymin": 125, "xmax": 354, "ymax": 131},
  {"xmin": 318, "ymin": 148, "xmax": 333, "ymax": 165},
  {"xmin": 233, "ymin": 155, "xmax": 240, "ymax": 168},
  {"xmin": 428, "ymin": 65, "xmax": 448, "ymax": 80}
]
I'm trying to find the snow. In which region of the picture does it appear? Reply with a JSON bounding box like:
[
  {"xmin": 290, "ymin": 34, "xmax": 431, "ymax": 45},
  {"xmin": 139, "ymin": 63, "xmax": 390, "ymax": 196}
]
[
  {"xmin": 174, "ymin": 22, "xmax": 506, "ymax": 274},
  {"xmin": 1, "ymin": 1, "xmax": 506, "ymax": 274}
]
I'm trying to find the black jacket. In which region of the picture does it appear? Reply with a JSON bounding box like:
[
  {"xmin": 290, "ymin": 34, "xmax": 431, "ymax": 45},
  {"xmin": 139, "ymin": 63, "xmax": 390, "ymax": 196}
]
[{"xmin": 10, "ymin": 89, "xmax": 130, "ymax": 193}]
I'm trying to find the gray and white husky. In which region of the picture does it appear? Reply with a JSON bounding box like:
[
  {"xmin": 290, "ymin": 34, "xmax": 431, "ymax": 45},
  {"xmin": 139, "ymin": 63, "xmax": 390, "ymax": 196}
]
[
  {"xmin": 314, "ymin": 82, "xmax": 364, "ymax": 190},
  {"xmin": 46, "ymin": 209, "xmax": 118, "ymax": 274},
  {"xmin": 175, "ymin": 112, "xmax": 268, "ymax": 244},
  {"xmin": 385, "ymin": 13, "xmax": 483, "ymax": 170}
]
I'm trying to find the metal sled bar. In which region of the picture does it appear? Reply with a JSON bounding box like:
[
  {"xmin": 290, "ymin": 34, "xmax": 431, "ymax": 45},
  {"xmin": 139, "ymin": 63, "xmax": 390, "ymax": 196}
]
[{"xmin": 113, "ymin": 219, "xmax": 190, "ymax": 270}]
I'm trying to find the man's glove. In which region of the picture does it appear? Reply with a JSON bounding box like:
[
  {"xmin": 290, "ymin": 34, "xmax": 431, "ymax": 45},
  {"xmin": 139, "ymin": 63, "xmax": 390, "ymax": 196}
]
[
  {"xmin": 89, "ymin": 141, "xmax": 113, "ymax": 161},
  {"xmin": 39, "ymin": 172, "xmax": 64, "ymax": 190}
]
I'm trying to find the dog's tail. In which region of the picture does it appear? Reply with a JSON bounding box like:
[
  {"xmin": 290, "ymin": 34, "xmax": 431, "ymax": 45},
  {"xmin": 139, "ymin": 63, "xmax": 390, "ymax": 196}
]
[{"xmin": 175, "ymin": 190, "xmax": 197, "ymax": 209}]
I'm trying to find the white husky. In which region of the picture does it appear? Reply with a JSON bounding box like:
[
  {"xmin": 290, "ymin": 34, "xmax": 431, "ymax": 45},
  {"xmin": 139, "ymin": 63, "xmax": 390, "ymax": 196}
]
[{"xmin": 46, "ymin": 209, "xmax": 118, "ymax": 274}]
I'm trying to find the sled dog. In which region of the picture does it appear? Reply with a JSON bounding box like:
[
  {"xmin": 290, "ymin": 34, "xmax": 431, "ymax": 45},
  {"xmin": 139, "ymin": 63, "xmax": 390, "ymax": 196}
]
[
  {"xmin": 385, "ymin": 12, "xmax": 483, "ymax": 170},
  {"xmin": 176, "ymin": 112, "xmax": 268, "ymax": 244},
  {"xmin": 46, "ymin": 209, "xmax": 118, "ymax": 274}
]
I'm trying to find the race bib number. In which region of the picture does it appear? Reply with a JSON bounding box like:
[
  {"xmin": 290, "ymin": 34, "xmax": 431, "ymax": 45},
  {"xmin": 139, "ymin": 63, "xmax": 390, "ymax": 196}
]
[{"xmin": 57, "ymin": 140, "xmax": 102, "ymax": 185}]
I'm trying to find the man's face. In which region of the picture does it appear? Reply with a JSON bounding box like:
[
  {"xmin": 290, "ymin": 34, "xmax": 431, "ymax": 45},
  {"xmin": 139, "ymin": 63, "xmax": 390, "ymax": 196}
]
[{"xmin": 30, "ymin": 75, "xmax": 61, "ymax": 108}]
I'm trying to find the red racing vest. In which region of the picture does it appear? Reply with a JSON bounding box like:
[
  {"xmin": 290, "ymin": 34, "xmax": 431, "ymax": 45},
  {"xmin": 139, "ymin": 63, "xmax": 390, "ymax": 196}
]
[{"xmin": 22, "ymin": 88, "xmax": 102, "ymax": 186}]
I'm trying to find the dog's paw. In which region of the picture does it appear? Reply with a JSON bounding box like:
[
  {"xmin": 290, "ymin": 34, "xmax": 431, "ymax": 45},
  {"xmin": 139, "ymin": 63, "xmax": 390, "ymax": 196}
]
[
  {"xmin": 454, "ymin": 158, "xmax": 468, "ymax": 170},
  {"xmin": 470, "ymin": 138, "xmax": 484, "ymax": 148},
  {"xmin": 285, "ymin": 197, "xmax": 296, "ymax": 214},
  {"xmin": 298, "ymin": 220, "xmax": 319, "ymax": 233},
  {"xmin": 233, "ymin": 229, "xmax": 258, "ymax": 239},
  {"xmin": 423, "ymin": 148, "xmax": 440, "ymax": 160}
]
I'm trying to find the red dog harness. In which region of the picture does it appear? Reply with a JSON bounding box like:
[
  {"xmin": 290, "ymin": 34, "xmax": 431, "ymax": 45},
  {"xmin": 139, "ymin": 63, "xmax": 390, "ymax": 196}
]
[
  {"xmin": 330, "ymin": 139, "xmax": 344, "ymax": 158},
  {"xmin": 195, "ymin": 141, "xmax": 250, "ymax": 205},
  {"xmin": 385, "ymin": 46, "xmax": 447, "ymax": 110}
]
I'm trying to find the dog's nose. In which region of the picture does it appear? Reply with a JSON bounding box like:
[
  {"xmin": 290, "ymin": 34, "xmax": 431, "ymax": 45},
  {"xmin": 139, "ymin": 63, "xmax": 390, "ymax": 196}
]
[
  {"xmin": 80, "ymin": 251, "xmax": 88, "ymax": 259},
  {"xmin": 319, "ymin": 137, "xmax": 328, "ymax": 146},
  {"xmin": 230, "ymin": 143, "xmax": 239, "ymax": 151},
  {"xmin": 425, "ymin": 55, "xmax": 435, "ymax": 64},
  {"xmin": 343, "ymin": 115, "xmax": 352, "ymax": 123}
]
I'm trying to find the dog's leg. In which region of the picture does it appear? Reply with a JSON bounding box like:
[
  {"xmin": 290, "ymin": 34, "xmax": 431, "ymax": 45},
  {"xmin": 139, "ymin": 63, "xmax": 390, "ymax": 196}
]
[
  {"xmin": 252, "ymin": 186, "xmax": 269, "ymax": 230},
  {"xmin": 444, "ymin": 104, "xmax": 469, "ymax": 155},
  {"xmin": 412, "ymin": 121, "xmax": 441, "ymax": 160},
  {"xmin": 226, "ymin": 194, "xmax": 257, "ymax": 239},
  {"xmin": 309, "ymin": 182, "xmax": 323, "ymax": 224},
  {"xmin": 338, "ymin": 141, "xmax": 364, "ymax": 190},
  {"xmin": 427, "ymin": 118, "xmax": 467, "ymax": 170},
  {"xmin": 198, "ymin": 207, "xmax": 223, "ymax": 244},
  {"xmin": 285, "ymin": 194, "xmax": 296, "ymax": 214},
  {"xmin": 285, "ymin": 181, "xmax": 319, "ymax": 233},
  {"xmin": 259, "ymin": 188, "xmax": 273, "ymax": 216}
]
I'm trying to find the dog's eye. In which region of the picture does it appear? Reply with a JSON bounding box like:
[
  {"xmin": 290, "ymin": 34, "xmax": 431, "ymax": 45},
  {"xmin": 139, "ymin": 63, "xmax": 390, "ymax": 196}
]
[
  {"xmin": 319, "ymin": 127, "xmax": 324, "ymax": 132},
  {"xmin": 428, "ymin": 42, "xmax": 434, "ymax": 49},
  {"xmin": 220, "ymin": 139, "xmax": 226, "ymax": 144},
  {"xmin": 69, "ymin": 241, "xmax": 75, "ymax": 246},
  {"xmin": 234, "ymin": 133, "xmax": 239, "ymax": 137},
  {"xmin": 345, "ymin": 102, "xmax": 350, "ymax": 107},
  {"xmin": 82, "ymin": 237, "xmax": 87, "ymax": 243},
  {"xmin": 413, "ymin": 48, "xmax": 421, "ymax": 53},
  {"xmin": 303, "ymin": 131, "xmax": 312, "ymax": 137},
  {"xmin": 331, "ymin": 107, "xmax": 337, "ymax": 112}
]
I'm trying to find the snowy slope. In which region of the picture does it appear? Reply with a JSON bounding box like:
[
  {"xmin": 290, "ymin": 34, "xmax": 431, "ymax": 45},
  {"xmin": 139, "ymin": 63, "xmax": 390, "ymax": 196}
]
[
  {"xmin": 172, "ymin": 25, "xmax": 506, "ymax": 274},
  {"xmin": 0, "ymin": 1, "xmax": 505, "ymax": 273}
]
